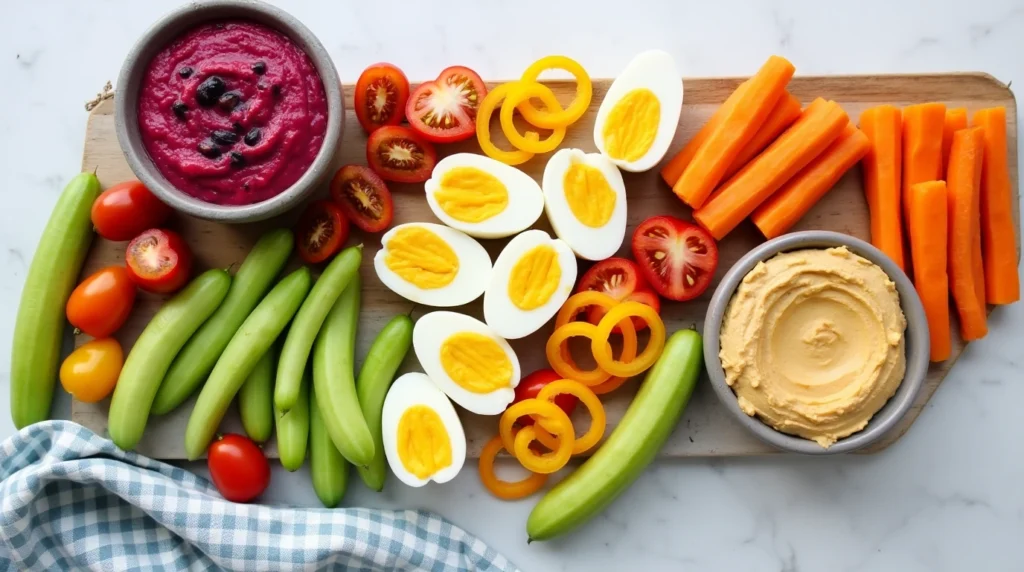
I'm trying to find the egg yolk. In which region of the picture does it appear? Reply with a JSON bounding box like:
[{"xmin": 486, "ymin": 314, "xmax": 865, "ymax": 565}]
[
  {"xmin": 397, "ymin": 405, "xmax": 452, "ymax": 479},
  {"xmin": 440, "ymin": 333, "xmax": 513, "ymax": 393},
  {"xmin": 385, "ymin": 227, "xmax": 459, "ymax": 289},
  {"xmin": 508, "ymin": 245, "xmax": 561, "ymax": 310},
  {"xmin": 602, "ymin": 88, "xmax": 660, "ymax": 162},
  {"xmin": 434, "ymin": 166, "xmax": 509, "ymax": 223},
  {"xmin": 563, "ymin": 162, "xmax": 616, "ymax": 228}
]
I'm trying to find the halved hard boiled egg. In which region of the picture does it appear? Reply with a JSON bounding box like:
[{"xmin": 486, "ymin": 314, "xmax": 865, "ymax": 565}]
[
  {"xmin": 593, "ymin": 50, "xmax": 683, "ymax": 172},
  {"xmin": 413, "ymin": 311, "xmax": 521, "ymax": 415},
  {"xmin": 483, "ymin": 230, "xmax": 577, "ymax": 340},
  {"xmin": 381, "ymin": 372, "xmax": 467, "ymax": 487},
  {"xmin": 424, "ymin": 153, "xmax": 545, "ymax": 239},
  {"xmin": 374, "ymin": 222, "xmax": 492, "ymax": 307},
  {"xmin": 542, "ymin": 148, "xmax": 627, "ymax": 260}
]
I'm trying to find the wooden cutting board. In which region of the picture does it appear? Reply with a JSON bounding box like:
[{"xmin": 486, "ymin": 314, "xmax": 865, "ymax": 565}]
[{"xmin": 72, "ymin": 73, "xmax": 1018, "ymax": 459}]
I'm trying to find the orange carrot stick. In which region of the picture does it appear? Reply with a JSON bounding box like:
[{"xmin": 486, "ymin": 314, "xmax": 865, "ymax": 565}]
[
  {"xmin": 860, "ymin": 105, "xmax": 905, "ymax": 270},
  {"xmin": 902, "ymin": 103, "xmax": 946, "ymax": 234},
  {"xmin": 947, "ymin": 126, "xmax": 988, "ymax": 340},
  {"xmin": 692, "ymin": 98, "xmax": 849, "ymax": 239},
  {"xmin": 672, "ymin": 55, "xmax": 796, "ymax": 209},
  {"xmin": 972, "ymin": 106, "xmax": 1020, "ymax": 304},
  {"xmin": 751, "ymin": 122, "xmax": 869, "ymax": 239},
  {"xmin": 722, "ymin": 92, "xmax": 803, "ymax": 180},
  {"xmin": 942, "ymin": 107, "xmax": 967, "ymax": 175},
  {"xmin": 907, "ymin": 180, "xmax": 951, "ymax": 361},
  {"xmin": 660, "ymin": 81, "xmax": 749, "ymax": 187}
]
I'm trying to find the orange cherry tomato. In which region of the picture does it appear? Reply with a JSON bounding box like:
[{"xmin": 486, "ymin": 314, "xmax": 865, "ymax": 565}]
[
  {"xmin": 60, "ymin": 338, "xmax": 123, "ymax": 403},
  {"xmin": 67, "ymin": 266, "xmax": 137, "ymax": 338}
]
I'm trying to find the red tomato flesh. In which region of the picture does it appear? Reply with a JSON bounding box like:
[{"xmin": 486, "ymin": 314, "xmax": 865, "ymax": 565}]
[
  {"xmin": 631, "ymin": 216, "xmax": 720, "ymax": 302},
  {"xmin": 207, "ymin": 434, "xmax": 270, "ymax": 503},
  {"xmin": 329, "ymin": 165, "xmax": 394, "ymax": 233},
  {"xmin": 91, "ymin": 180, "xmax": 172, "ymax": 241},
  {"xmin": 296, "ymin": 200, "xmax": 349, "ymax": 264},
  {"xmin": 511, "ymin": 369, "xmax": 578, "ymax": 427},
  {"xmin": 354, "ymin": 63, "xmax": 410, "ymax": 133},
  {"xmin": 366, "ymin": 126, "xmax": 437, "ymax": 183},
  {"xmin": 576, "ymin": 257, "xmax": 661, "ymax": 332},
  {"xmin": 405, "ymin": 66, "xmax": 487, "ymax": 143},
  {"xmin": 125, "ymin": 229, "xmax": 192, "ymax": 294}
]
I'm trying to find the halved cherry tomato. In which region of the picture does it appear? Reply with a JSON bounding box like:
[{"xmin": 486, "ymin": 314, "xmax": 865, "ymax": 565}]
[
  {"xmin": 60, "ymin": 338, "xmax": 123, "ymax": 403},
  {"xmin": 329, "ymin": 165, "xmax": 394, "ymax": 233},
  {"xmin": 576, "ymin": 258, "xmax": 661, "ymax": 332},
  {"xmin": 406, "ymin": 66, "xmax": 487, "ymax": 143},
  {"xmin": 91, "ymin": 181, "xmax": 173, "ymax": 241},
  {"xmin": 366, "ymin": 126, "xmax": 437, "ymax": 184},
  {"xmin": 631, "ymin": 216, "xmax": 719, "ymax": 302},
  {"xmin": 511, "ymin": 369, "xmax": 578, "ymax": 427},
  {"xmin": 296, "ymin": 200, "xmax": 349, "ymax": 264},
  {"xmin": 67, "ymin": 266, "xmax": 137, "ymax": 338},
  {"xmin": 125, "ymin": 229, "xmax": 192, "ymax": 294},
  {"xmin": 354, "ymin": 63, "xmax": 410, "ymax": 133},
  {"xmin": 207, "ymin": 433, "xmax": 270, "ymax": 503}
]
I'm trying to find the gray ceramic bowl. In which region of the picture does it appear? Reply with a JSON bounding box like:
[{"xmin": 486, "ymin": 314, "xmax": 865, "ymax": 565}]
[
  {"xmin": 703, "ymin": 231, "xmax": 929, "ymax": 455},
  {"xmin": 114, "ymin": 0, "xmax": 343, "ymax": 223}
]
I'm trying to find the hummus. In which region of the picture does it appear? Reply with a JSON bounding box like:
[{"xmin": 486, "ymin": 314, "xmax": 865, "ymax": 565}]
[
  {"xmin": 137, "ymin": 20, "xmax": 328, "ymax": 206},
  {"xmin": 719, "ymin": 246, "xmax": 907, "ymax": 448}
]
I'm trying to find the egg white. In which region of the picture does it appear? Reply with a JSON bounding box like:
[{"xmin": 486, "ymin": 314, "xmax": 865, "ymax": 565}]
[
  {"xmin": 424, "ymin": 153, "xmax": 545, "ymax": 239},
  {"xmin": 413, "ymin": 311, "xmax": 521, "ymax": 415},
  {"xmin": 593, "ymin": 50, "xmax": 684, "ymax": 172},
  {"xmin": 542, "ymin": 148, "xmax": 628, "ymax": 261},
  {"xmin": 483, "ymin": 230, "xmax": 578, "ymax": 340},
  {"xmin": 373, "ymin": 222, "xmax": 492, "ymax": 307},
  {"xmin": 381, "ymin": 372, "xmax": 467, "ymax": 487}
]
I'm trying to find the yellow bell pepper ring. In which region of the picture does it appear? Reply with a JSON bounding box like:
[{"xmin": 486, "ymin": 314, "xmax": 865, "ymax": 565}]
[
  {"xmin": 514, "ymin": 424, "xmax": 574, "ymax": 474},
  {"xmin": 535, "ymin": 379, "xmax": 606, "ymax": 455},
  {"xmin": 517, "ymin": 55, "xmax": 593, "ymax": 129},
  {"xmin": 545, "ymin": 321, "xmax": 613, "ymax": 386},
  {"xmin": 478, "ymin": 436, "xmax": 548, "ymax": 500},
  {"xmin": 476, "ymin": 83, "xmax": 538, "ymax": 166},
  {"xmin": 499, "ymin": 398, "xmax": 574, "ymax": 457},
  {"xmin": 592, "ymin": 301, "xmax": 666, "ymax": 378},
  {"xmin": 499, "ymin": 82, "xmax": 567, "ymax": 154}
]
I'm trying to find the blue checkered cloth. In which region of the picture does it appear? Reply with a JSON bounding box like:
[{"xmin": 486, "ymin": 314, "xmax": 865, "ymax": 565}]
[{"xmin": 0, "ymin": 421, "xmax": 518, "ymax": 571}]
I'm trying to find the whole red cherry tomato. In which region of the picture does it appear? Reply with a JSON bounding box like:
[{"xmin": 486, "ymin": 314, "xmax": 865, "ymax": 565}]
[
  {"xmin": 511, "ymin": 368, "xmax": 578, "ymax": 427},
  {"xmin": 207, "ymin": 433, "xmax": 270, "ymax": 503},
  {"xmin": 91, "ymin": 181, "xmax": 172, "ymax": 241}
]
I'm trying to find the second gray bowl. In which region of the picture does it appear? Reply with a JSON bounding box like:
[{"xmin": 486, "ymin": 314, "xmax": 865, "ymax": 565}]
[
  {"xmin": 114, "ymin": 0, "xmax": 343, "ymax": 223},
  {"xmin": 703, "ymin": 231, "xmax": 930, "ymax": 455}
]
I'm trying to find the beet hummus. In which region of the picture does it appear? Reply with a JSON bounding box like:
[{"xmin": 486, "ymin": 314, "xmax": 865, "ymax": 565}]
[{"xmin": 137, "ymin": 20, "xmax": 328, "ymax": 206}]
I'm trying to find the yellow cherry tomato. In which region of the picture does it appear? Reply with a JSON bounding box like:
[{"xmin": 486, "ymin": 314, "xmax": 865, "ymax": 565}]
[
  {"xmin": 592, "ymin": 301, "xmax": 666, "ymax": 378},
  {"xmin": 60, "ymin": 338, "xmax": 124, "ymax": 403},
  {"xmin": 517, "ymin": 55, "xmax": 593, "ymax": 128},
  {"xmin": 478, "ymin": 436, "xmax": 548, "ymax": 500},
  {"xmin": 534, "ymin": 380, "xmax": 606, "ymax": 455},
  {"xmin": 476, "ymin": 83, "xmax": 539, "ymax": 165},
  {"xmin": 500, "ymin": 82, "xmax": 567, "ymax": 154}
]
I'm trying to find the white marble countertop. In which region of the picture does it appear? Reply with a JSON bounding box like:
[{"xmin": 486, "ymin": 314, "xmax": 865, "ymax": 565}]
[{"xmin": 2, "ymin": 0, "xmax": 1023, "ymax": 570}]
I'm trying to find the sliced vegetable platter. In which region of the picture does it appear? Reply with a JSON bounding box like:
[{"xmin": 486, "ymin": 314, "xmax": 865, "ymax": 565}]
[{"xmin": 72, "ymin": 72, "xmax": 1019, "ymax": 459}]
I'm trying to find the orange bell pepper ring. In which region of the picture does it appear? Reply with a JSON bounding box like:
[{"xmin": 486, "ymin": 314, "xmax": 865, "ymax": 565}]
[
  {"xmin": 499, "ymin": 399, "xmax": 575, "ymax": 474},
  {"xmin": 476, "ymin": 83, "xmax": 539, "ymax": 166},
  {"xmin": 547, "ymin": 292, "xmax": 638, "ymax": 386},
  {"xmin": 533, "ymin": 379, "xmax": 606, "ymax": 455},
  {"xmin": 478, "ymin": 436, "xmax": 548, "ymax": 501},
  {"xmin": 517, "ymin": 55, "xmax": 593, "ymax": 129},
  {"xmin": 592, "ymin": 301, "xmax": 666, "ymax": 378}
]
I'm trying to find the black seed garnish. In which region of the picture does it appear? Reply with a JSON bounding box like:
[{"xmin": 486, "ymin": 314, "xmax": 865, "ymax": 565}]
[
  {"xmin": 211, "ymin": 130, "xmax": 239, "ymax": 145},
  {"xmin": 232, "ymin": 121, "xmax": 245, "ymax": 133},
  {"xmin": 244, "ymin": 128, "xmax": 262, "ymax": 146},
  {"xmin": 178, "ymin": 66, "xmax": 193, "ymax": 79},
  {"xmin": 195, "ymin": 76, "xmax": 227, "ymax": 107},
  {"xmin": 230, "ymin": 152, "xmax": 245, "ymax": 167},
  {"xmin": 271, "ymin": 84, "xmax": 282, "ymax": 98},
  {"xmin": 172, "ymin": 100, "xmax": 188, "ymax": 120},
  {"xmin": 252, "ymin": 61, "xmax": 267, "ymax": 75},
  {"xmin": 197, "ymin": 139, "xmax": 221, "ymax": 159},
  {"xmin": 257, "ymin": 80, "xmax": 268, "ymax": 91},
  {"xmin": 217, "ymin": 90, "xmax": 241, "ymax": 111}
]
